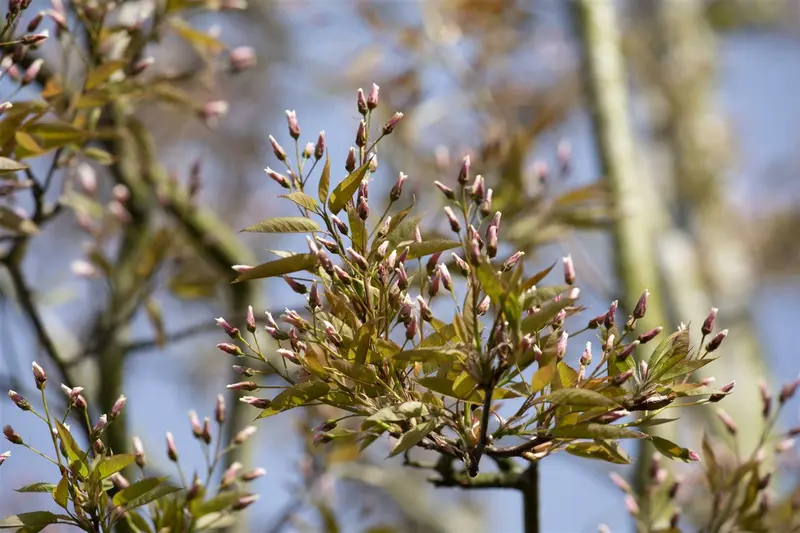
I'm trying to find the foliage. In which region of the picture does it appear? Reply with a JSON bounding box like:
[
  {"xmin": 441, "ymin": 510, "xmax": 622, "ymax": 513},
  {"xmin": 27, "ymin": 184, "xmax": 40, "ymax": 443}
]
[
  {"xmin": 217, "ymin": 90, "xmax": 734, "ymax": 488},
  {"xmin": 2, "ymin": 363, "xmax": 262, "ymax": 532}
]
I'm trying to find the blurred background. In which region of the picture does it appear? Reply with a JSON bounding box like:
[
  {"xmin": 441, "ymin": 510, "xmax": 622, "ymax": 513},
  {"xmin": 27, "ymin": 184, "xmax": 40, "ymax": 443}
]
[{"xmin": 2, "ymin": 0, "xmax": 800, "ymax": 531}]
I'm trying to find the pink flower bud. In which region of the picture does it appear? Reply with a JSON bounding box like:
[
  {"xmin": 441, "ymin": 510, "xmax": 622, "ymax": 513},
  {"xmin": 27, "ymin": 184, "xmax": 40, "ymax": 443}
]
[
  {"xmin": 8, "ymin": 390, "xmax": 30, "ymax": 411},
  {"xmin": 27, "ymin": 11, "xmax": 44, "ymax": 32},
  {"xmin": 458, "ymin": 155, "xmax": 470, "ymax": 185},
  {"xmin": 217, "ymin": 343, "xmax": 243, "ymax": 356},
  {"xmin": 265, "ymin": 167, "xmax": 290, "ymax": 189},
  {"xmin": 633, "ymin": 290, "xmax": 649, "ymax": 319},
  {"xmin": 92, "ymin": 414, "xmax": 108, "ymax": 435},
  {"xmin": 382, "ymin": 112, "xmax": 404, "ymax": 135},
  {"xmin": 469, "ymin": 238, "xmax": 481, "ymax": 266},
  {"xmin": 331, "ymin": 214, "xmax": 348, "ymax": 235},
  {"xmin": 314, "ymin": 131, "xmax": 325, "ymax": 160},
  {"xmin": 556, "ymin": 331, "xmax": 568, "ymax": 360},
  {"xmin": 612, "ymin": 369, "xmax": 634, "ymax": 386},
  {"xmin": 562, "ymin": 255, "xmax": 575, "ymax": 285},
  {"xmin": 213, "ymin": 394, "xmax": 226, "ymax": 424},
  {"xmin": 233, "ymin": 425, "xmax": 257, "ymax": 445},
  {"xmin": 706, "ymin": 329, "xmax": 728, "ymax": 352},
  {"xmin": 367, "ymin": 83, "xmax": 380, "ymax": 110},
  {"xmin": 716, "ymin": 409, "xmax": 737, "ymax": 435},
  {"xmin": 624, "ymin": 494, "xmax": 639, "ymax": 516},
  {"xmin": 32, "ymin": 361, "xmax": 46, "ymax": 389},
  {"xmin": 502, "ymin": 251, "xmax": 524, "ymax": 272},
  {"xmin": 309, "ymin": 281, "xmax": 321, "ymax": 310},
  {"xmin": 444, "ymin": 206, "xmax": 460, "ymax": 233},
  {"xmin": 111, "ymin": 395, "xmax": 126, "ymax": 418},
  {"xmin": 580, "ymin": 342, "xmax": 592, "ymax": 366},
  {"xmin": 357, "ymin": 195, "xmax": 369, "ymax": 220},
  {"xmin": 240, "ymin": 396, "xmax": 271, "ymax": 408},
  {"xmin": 355, "ymin": 120, "xmax": 368, "ymax": 148},
  {"xmin": 639, "ymin": 360, "xmax": 648, "ymax": 381},
  {"xmin": 165, "ymin": 432, "xmax": 178, "ymax": 461},
  {"xmin": 486, "ymin": 226, "xmax": 498, "ymax": 258},
  {"xmin": 189, "ymin": 410, "xmax": 203, "ymax": 439},
  {"xmin": 780, "ymin": 378, "xmax": 800, "ymax": 405},
  {"xmin": 417, "ymin": 296, "xmax": 433, "ymax": 322},
  {"xmin": 475, "ymin": 295, "xmax": 490, "ymax": 316},
  {"xmin": 227, "ymin": 381, "xmax": 259, "ymax": 391},
  {"xmin": 21, "ymin": 29, "xmax": 49, "ymax": 45},
  {"xmin": 776, "ymin": 438, "xmax": 796, "ymax": 453},
  {"xmin": 470, "ymin": 174, "xmax": 485, "ymax": 203},
  {"xmin": 246, "ymin": 305, "xmax": 256, "ymax": 333},
  {"xmin": 268, "ymin": 136, "xmax": 287, "ymax": 162},
  {"xmin": 285, "ymin": 109, "xmax": 300, "ymax": 139},
  {"xmin": 132, "ymin": 436, "xmax": 145, "ymax": 467},
  {"xmin": 434, "ymin": 180, "xmax": 455, "ymax": 200},
  {"xmin": 480, "ymin": 189, "xmax": 493, "ymax": 217},
  {"xmin": 202, "ymin": 417, "xmax": 212, "ymax": 444},
  {"xmin": 357, "ymin": 88, "xmax": 368, "ymax": 115},
  {"xmin": 617, "ymin": 341, "xmax": 640, "ymax": 361},
  {"xmin": 229, "ymin": 46, "xmax": 256, "ymax": 72},
  {"xmin": 23, "ymin": 58, "xmax": 46, "ymax": 84},
  {"xmin": 439, "ymin": 264, "xmax": 453, "ymax": 292},
  {"xmin": 222, "ymin": 461, "xmax": 242, "ymax": 487},
  {"xmin": 609, "ymin": 472, "xmax": 631, "ymax": 493},
  {"xmin": 396, "ymin": 264, "xmax": 408, "ymax": 290},
  {"xmin": 232, "ymin": 494, "xmax": 259, "ymax": 511},
  {"xmin": 130, "ymin": 57, "xmax": 154, "ymax": 76},
  {"xmin": 0, "ymin": 101, "xmax": 12, "ymax": 116},
  {"xmin": 390, "ymin": 172, "xmax": 407, "ymax": 201},
  {"xmin": 451, "ymin": 253, "xmax": 470, "ymax": 275},
  {"xmin": 637, "ymin": 326, "xmax": 662, "ymax": 344},
  {"xmin": 702, "ymin": 307, "xmax": 718, "ymax": 336},
  {"xmin": 201, "ymin": 100, "xmax": 228, "ymax": 127},
  {"xmin": 0, "ymin": 450, "xmax": 9, "ymax": 466},
  {"xmin": 345, "ymin": 147, "xmax": 357, "ymax": 172},
  {"xmin": 428, "ymin": 270, "xmax": 441, "ymax": 298},
  {"xmin": 710, "ymin": 380, "xmax": 736, "ymax": 402},
  {"xmin": 242, "ymin": 467, "xmax": 266, "ymax": 481},
  {"xmin": 215, "ymin": 317, "xmax": 240, "ymax": 338},
  {"xmin": 301, "ymin": 142, "xmax": 313, "ymax": 159},
  {"xmin": 405, "ymin": 314, "xmax": 418, "ymax": 340},
  {"xmin": 3, "ymin": 425, "xmax": 22, "ymax": 445},
  {"xmin": 605, "ymin": 300, "xmax": 618, "ymax": 329}
]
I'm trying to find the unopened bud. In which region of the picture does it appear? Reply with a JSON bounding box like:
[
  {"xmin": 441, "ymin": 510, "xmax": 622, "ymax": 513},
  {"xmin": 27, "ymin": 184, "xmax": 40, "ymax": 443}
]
[
  {"xmin": 285, "ymin": 109, "xmax": 300, "ymax": 139},
  {"xmin": 562, "ymin": 255, "xmax": 575, "ymax": 285},
  {"xmin": 580, "ymin": 342, "xmax": 592, "ymax": 366},
  {"xmin": 357, "ymin": 88, "xmax": 368, "ymax": 116},
  {"xmin": 706, "ymin": 330, "xmax": 728, "ymax": 352},
  {"xmin": 232, "ymin": 494, "xmax": 259, "ymax": 511},
  {"xmin": 633, "ymin": 290, "xmax": 649, "ymax": 319},
  {"xmin": 605, "ymin": 301, "xmax": 618, "ymax": 329},
  {"xmin": 130, "ymin": 57, "xmax": 154, "ymax": 76},
  {"xmin": 234, "ymin": 425, "xmax": 257, "ymax": 445},
  {"xmin": 434, "ymin": 181, "xmax": 456, "ymax": 200},
  {"xmin": 390, "ymin": 172, "xmax": 407, "ymax": 201},
  {"xmin": 217, "ymin": 343, "xmax": 243, "ymax": 356},
  {"xmin": 240, "ymin": 396, "xmax": 271, "ymax": 409},
  {"xmin": 366, "ymin": 83, "xmax": 379, "ymax": 110},
  {"xmin": 202, "ymin": 418, "xmax": 212, "ymax": 444},
  {"xmin": 357, "ymin": 195, "xmax": 369, "ymax": 220},
  {"xmin": 166, "ymin": 432, "xmax": 178, "ymax": 461},
  {"xmin": 111, "ymin": 395, "xmax": 126, "ymax": 418},
  {"xmin": 702, "ymin": 308, "xmax": 718, "ymax": 336},
  {"xmin": 444, "ymin": 206, "xmax": 460, "ymax": 233},
  {"xmin": 612, "ymin": 369, "xmax": 634, "ymax": 386},
  {"xmin": 331, "ymin": 214, "xmax": 348, "ymax": 235},
  {"xmin": 417, "ymin": 296, "xmax": 433, "ymax": 322},
  {"xmin": 470, "ymin": 175, "xmax": 485, "ymax": 203},
  {"xmin": 405, "ymin": 314, "xmax": 418, "ymax": 340},
  {"xmin": 503, "ymin": 251, "xmax": 525, "ymax": 272},
  {"xmin": 355, "ymin": 120, "xmax": 367, "ymax": 148},
  {"xmin": 201, "ymin": 100, "xmax": 228, "ymax": 127},
  {"xmin": 458, "ymin": 155, "xmax": 470, "ymax": 185},
  {"xmin": 477, "ymin": 295, "xmax": 490, "ymax": 316},
  {"xmin": 439, "ymin": 264, "xmax": 453, "ymax": 292},
  {"xmin": 242, "ymin": 467, "xmax": 267, "ymax": 481},
  {"xmin": 215, "ymin": 394, "xmax": 226, "ymax": 424},
  {"xmin": 21, "ymin": 29, "xmax": 49, "ymax": 45},
  {"xmin": 452, "ymin": 253, "xmax": 470, "ymax": 275},
  {"xmin": 229, "ymin": 46, "xmax": 256, "ymax": 72},
  {"xmin": 189, "ymin": 410, "xmax": 203, "ymax": 439},
  {"xmin": 132, "ymin": 436, "xmax": 145, "ymax": 467},
  {"xmin": 617, "ymin": 341, "xmax": 639, "ymax": 361},
  {"xmin": 480, "ymin": 189, "xmax": 493, "ymax": 217},
  {"xmin": 345, "ymin": 147, "xmax": 357, "ymax": 172},
  {"xmin": 309, "ymin": 281, "xmax": 321, "ymax": 310},
  {"xmin": 556, "ymin": 331, "xmax": 569, "ymax": 360},
  {"xmin": 609, "ymin": 472, "xmax": 631, "ymax": 493},
  {"xmin": 3, "ymin": 425, "xmax": 22, "ymax": 445},
  {"xmin": 7, "ymin": 391, "xmax": 30, "ymax": 411},
  {"xmin": 27, "ymin": 11, "xmax": 44, "ymax": 32},
  {"xmin": 265, "ymin": 167, "xmax": 290, "ymax": 189},
  {"xmin": 486, "ymin": 226, "xmax": 498, "ymax": 258},
  {"xmin": 32, "ymin": 362, "xmax": 46, "ymax": 389},
  {"xmin": 222, "ymin": 461, "xmax": 242, "ymax": 487},
  {"xmin": 0, "ymin": 451, "xmax": 9, "ymax": 466},
  {"xmin": 637, "ymin": 327, "xmax": 662, "ymax": 344},
  {"xmin": 92, "ymin": 414, "xmax": 108, "ymax": 436},
  {"xmin": 268, "ymin": 136, "xmax": 287, "ymax": 162},
  {"xmin": 780, "ymin": 378, "xmax": 800, "ymax": 405},
  {"xmin": 333, "ymin": 265, "xmax": 352, "ymax": 285},
  {"xmin": 382, "ymin": 112, "xmax": 404, "ymax": 135},
  {"xmin": 215, "ymin": 317, "xmax": 240, "ymax": 338},
  {"xmin": 227, "ymin": 381, "xmax": 259, "ymax": 391}
]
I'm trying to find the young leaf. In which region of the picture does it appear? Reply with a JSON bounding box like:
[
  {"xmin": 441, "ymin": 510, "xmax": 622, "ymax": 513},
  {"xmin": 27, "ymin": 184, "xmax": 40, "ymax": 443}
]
[
  {"xmin": 96, "ymin": 454, "xmax": 135, "ymax": 480},
  {"xmin": 651, "ymin": 436, "xmax": 698, "ymax": 462},
  {"xmin": 330, "ymin": 359, "xmax": 377, "ymax": 384},
  {"xmin": 389, "ymin": 419, "xmax": 437, "ymax": 457},
  {"xmin": 281, "ymin": 192, "xmax": 319, "ymax": 211},
  {"xmin": 549, "ymin": 423, "xmax": 645, "ymax": 440},
  {"xmin": 241, "ymin": 216, "xmax": 320, "ymax": 234},
  {"xmin": 259, "ymin": 382, "xmax": 331, "ymax": 418},
  {"xmin": 118, "ymin": 483, "xmax": 181, "ymax": 511},
  {"xmin": 406, "ymin": 239, "xmax": 461, "ymax": 260},
  {"xmin": 318, "ymin": 153, "xmax": 331, "ymax": 203},
  {"xmin": 0, "ymin": 156, "xmax": 28, "ymax": 175},
  {"xmin": 392, "ymin": 349, "xmax": 460, "ymax": 364},
  {"xmin": 521, "ymin": 262, "xmax": 557, "ymax": 291},
  {"xmin": 363, "ymin": 402, "xmax": 428, "ymax": 429},
  {"xmin": 419, "ymin": 323, "xmax": 457, "ymax": 348},
  {"xmin": 112, "ymin": 477, "xmax": 166, "ymax": 507},
  {"xmin": 536, "ymin": 388, "xmax": 620, "ymax": 408},
  {"xmin": 0, "ymin": 511, "xmax": 65, "ymax": 528},
  {"xmin": 124, "ymin": 510, "xmax": 155, "ymax": 533},
  {"xmin": 520, "ymin": 290, "xmax": 577, "ymax": 334},
  {"xmin": 657, "ymin": 357, "xmax": 715, "ymax": 382},
  {"xmin": 191, "ymin": 491, "xmax": 248, "ymax": 516},
  {"xmin": 647, "ymin": 328, "xmax": 690, "ymax": 381},
  {"xmin": 530, "ymin": 360, "xmax": 557, "ymax": 395},
  {"xmin": 55, "ymin": 421, "xmax": 88, "ymax": 477},
  {"xmin": 233, "ymin": 254, "xmax": 317, "ymax": 282},
  {"xmin": 566, "ymin": 441, "xmax": 631, "ymax": 464},
  {"xmin": 328, "ymin": 161, "xmax": 370, "ymax": 214},
  {"xmin": 52, "ymin": 475, "xmax": 68, "ymax": 509},
  {"xmin": 85, "ymin": 60, "xmax": 127, "ymax": 90},
  {"xmin": 14, "ymin": 483, "xmax": 57, "ymax": 493}
]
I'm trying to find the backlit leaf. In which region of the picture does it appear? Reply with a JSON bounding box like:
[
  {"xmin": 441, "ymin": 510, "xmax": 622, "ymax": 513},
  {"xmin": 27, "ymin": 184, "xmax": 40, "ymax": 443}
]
[
  {"xmin": 647, "ymin": 328, "xmax": 691, "ymax": 382},
  {"xmin": 536, "ymin": 388, "xmax": 619, "ymax": 408},
  {"xmin": 169, "ymin": 19, "xmax": 224, "ymax": 52},
  {"xmin": 85, "ymin": 60, "xmax": 127, "ymax": 90},
  {"xmin": 15, "ymin": 483, "xmax": 57, "ymax": 493},
  {"xmin": 530, "ymin": 360, "xmax": 556, "ymax": 395},
  {"xmin": 566, "ymin": 441, "xmax": 631, "ymax": 464},
  {"xmin": 392, "ymin": 349, "xmax": 460, "ymax": 364},
  {"xmin": 406, "ymin": 239, "xmax": 461, "ymax": 260},
  {"xmin": 259, "ymin": 382, "xmax": 330, "ymax": 418},
  {"xmin": 233, "ymin": 254, "xmax": 317, "ymax": 282},
  {"xmin": 52, "ymin": 475, "xmax": 68, "ymax": 509},
  {"xmin": 363, "ymin": 402, "xmax": 428, "ymax": 429},
  {"xmin": 96, "ymin": 454, "xmax": 135, "ymax": 480},
  {"xmin": 389, "ymin": 419, "xmax": 437, "ymax": 457},
  {"xmin": 328, "ymin": 161, "xmax": 370, "ymax": 214},
  {"xmin": 550, "ymin": 423, "xmax": 645, "ymax": 440},
  {"xmin": 419, "ymin": 323, "xmax": 457, "ymax": 348},
  {"xmin": 241, "ymin": 216, "xmax": 320, "ymax": 234},
  {"xmin": 651, "ymin": 436, "xmax": 698, "ymax": 462},
  {"xmin": 318, "ymin": 153, "xmax": 331, "ymax": 203},
  {"xmin": 0, "ymin": 206, "xmax": 37, "ymax": 235},
  {"xmin": 0, "ymin": 511, "xmax": 64, "ymax": 528},
  {"xmin": 55, "ymin": 421, "xmax": 88, "ymax": 477},
  {"xmin": 520, "ymin": 289, "xmax": 577, "ymax": 334},
  {"xmin": 281, "ymin": 192, "xmax": 319, "ymax": 211},
  {"xmin": 0, "ymin": 156, "xmax": 28, "ymax": 174},
  {"xmin": 112, "ymin": 477, "xmax": 166, "ymax": 507},
  {"xmin": 521, "ymin": 262, "xmax": 557, "ymax": 291}
]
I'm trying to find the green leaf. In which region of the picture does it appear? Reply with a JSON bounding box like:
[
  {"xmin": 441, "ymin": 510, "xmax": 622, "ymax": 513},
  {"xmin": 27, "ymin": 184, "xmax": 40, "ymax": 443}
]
[
  {"xmin": 192, "ymin": 491, "xmax": 247, "ymax": 516},
  {"xmin": 258, "ymin": 382, "xmax": 330, "ymax": 418},
  {"xmin": 52, "ymin": 475, "xmax": 68, "ymax": 509},
  {"xmin": 389, "ymin": 420, "xmax": 437, "ymax": 457},
  {"xmin": 520, "ymin": 290, "xmax": 577, "ymax": 334},
  {"xmin": 27, "ymin": 123, "xmax": 88, "ymax": 149},
  {"xmin": 631, "ymin": 417, "xmax": 679, "ymax": 427},
  {"xmin": 55, "ymin": 421, "xmax": 88, "ymax": 477},
  {"xmin": 124, "ymin": 510, "xmax": 154, "ymax": 533},
  {"xmin": 121, "ymin": 484, "xmax": 181, "ymax": 511},
  {"xmin": 318, "ymin": 153, "xmax": 331, "ymax": 203},
  {"xmin": 476, "ymin": 263, "xmax": 505, "ymax": 305},
  {"xmin": 83, "ymin": 147, "xmax": 115, "ymax": 165},
  {"xmin": 330, "ymin": 359, "xmax": 377, "ymax": 384},
  {"xmin": 550, "ymin": 423, "xmax": 645, "ymax": 440},
  {"xmin": 536, "ymin": 388, "xmax": 619, "ymax": 408},
  {"xmin": 0, "ymin": 206, "xmax": 38, "ymax": 235},
  {"xmin": 85, "ymin": 60, "xmax": 127, "ymax": 90},
  {"xmin": 658, "ymin": 358, "xmax": 716, "ymax": 382},
  {"xmin": 392, "ymin": 349, "xmax": 460, "ymax": 364},
  {"xmin": 194, "ymin": 512, "xmax": 236, "ymax": 530},
  {"xmin": 169, "ymin": 19, "xmax": 224, "ymax": 52},
  {"xmin": 416, "ymin": 375, "xmax": 479, "ymax": 402},
  {"xmin": 112, "ymin": 477, "xmax": 165, "ymax": 507},
  {"xmin": 363, "ymin": 402, "xmax": 428, "ymax": 430},
  {"xmin": 566, "ymin": 441, "xmax": 631, "ymax": 464},
  {"xmin": 241, "ymin": 216, "xmax": 320, "ymax": 234},
  {"xmin": 281, "ymin": 192, "xmax": 319, "ymax": 211},
  {"xmin": 521, "ymin": 262, "xmax": 557, "ymax": 291},
  {"xmin": 530, "ymin": 361, "xmax": 557, "ymax": 395},
  {"xmin": 233, "ymin": 253, "xmax": 317, "ymax": 282},
  {"xmin": 0, "ymin": 511, "xmax": 69, "ymax": 528},
  {"xmin": 647, "ymin": 328, "xmax": 691, "ymax": 382},
  {"xmin": 96, "ymin": 454, "xmax": 135, "ymax": 480},
  {"xmin": 386, "ymin": 201, "xmax": 415, "ymax": 237},
  {"xmin": 651, "ymin": 436, "xmax": 698, "ymax": 462},
  {"xmin": 405, "ymin": 239, "xmax": 461, "ymax": 260},
  {"xmin": 328, "ymin": 160, "xmax": 370, "ymax": 214},
  {"xmin": 419, "ymin": 323, "xmax": 457, "ymax": 348},
  {"xmin": 346, "ymin": 204, "xmax": 366, "ymax": 253},
  {"xmin": 0, "ymin": 156, "xmax": 28, "ymax": 175},
  {"xmin": 14, "ymin": 482, "xmax": 57, "ymax": 493}
]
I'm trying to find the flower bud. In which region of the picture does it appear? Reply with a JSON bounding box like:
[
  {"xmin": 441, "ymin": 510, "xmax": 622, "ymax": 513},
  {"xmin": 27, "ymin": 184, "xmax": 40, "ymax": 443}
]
[
  {"xmin": 476, "ymin": 295, "xmax": 490, "ymax": 316},
  {"xmin": 556, "ymin": 331, "xmax": 568, "ymax": 360},
  {"xmin": 217, "ymin": 343, "xmax": 243, "ymax": 356},
  {"xmin": 383, "ymin": 112, "xmax": 404, "ymax": 135},
  {"xmin": 130, "ymin": 56, "xmax": 154, "ymax": 76},
  {"xmin": 215, "ymin": 317, "xmax": 239, "ymax": 338},
  {"xmin": 624, "ymin": 494, "xmax": 639, "ymax": 516},
  {"xmin": 480, "ymin": 189, "xmax": 493, "ymax": 217},
  {"xmin": 376, "ymin": 241, "xmax": 389, "ymax": 259},
  {"xmin": 434, "ymin": 180, "xmax": 456, "ymax": 200},
  {"xmin": 637, "ymin": 327, "xmax": 662, "ymax": 344},
  {"xmin": 405, "ymin": 314, "xmax": 418, "ymax": 340},
  {"xmin": 21, "ymin": 58, "xmax": 43, "ymax": 86},
  {"xmin": 444, "ymin": 206, "xmax": 460, "ymax": 233},
  {"xmin": 111, "ymin": 395, "xmax": 126, "ymax": 419},
  {"xmin": 3, "ymin": 425, "xmax": 22, "ymax": 445},
  {"xmin": 265, "ymin": 167, "xmax": 290, "ymax": 189},
  {"xmin": 630, "ymin": 291, "xmax": 648, "ymax": 321},
  {"xmin": 417, "ymin": 296, "xmax": 433, "ymax": 322},
  {"xmin": 0, "ymin": 450, "xmax": 9, "ymax": 466},
  {"xmin": 301, "ymin": 142, "xmax": 313, "ymax": 160},
  {"xmin": 486, "ymin": 226, "xmax": 498, "ymax": 258},
  {"xmin": 397, "ymin": 264, "xmax": 409, "ymax": 290},
  {"xmin": 92, "ymin": 414, "xmax": 108, "ymax": 436},
  {"xmin": 780, "ymin": 378, "xmax": 800, "ymax": 405},
  {"xmin": 758, "ymin": 380, "xmax": 772, "ymax": 418},
  {"xmin": 452, "ymin": 253, "xmax": 470, "ymax": 275},
  {"xmin": 132, "ymin": 436, "xmax": 145, "ymax": 467},
  {"xmin": 425, "ymin": 251, "xmax": 442, "ymax": 275},
  {"xmin": 390, "ymin": 172, "xmax": 407, "ymax": 201},
  {"xmin": 27, "ymin": 11, "xmax": 44, "ymax": 32},
  {"xmin": 709, "ymin": 380, "xmax": 735, "ymax": 402},
  {"xmin": 268, "ymin": 135, "xmax": 287, "ymax": 162},
  {"xmin": 458, "ymin": 155, "xmax": 470, "ymax": 185},
  {"xmin": 428, "ymin": 269, "xmax": 441, "ymax": 298},
  {"xmin": 439, "ymin": 264, "xmax": 453, "ymax": 292},
  {"xmin": 215, "ymin": 394, "xmax": 226, "ymax": 424},
  {"xmin": 232, "ymin": 494, "xmax": 259, "ymax": 511},
  {"xmin": 469, "ymin": 238, "xmax": 481, "ymax": 266},
  {"xmin": 242, "ymin": 467, "xmax": 267, "ymax": 481},
  {"xmin": 355, "ymin": 120, "xmax": 367, "ymax": 148},
  {"xmin": 609, "ymin": 472, "xmax": 631, "ymax": 493},
  {"xmin": 8, "ymin": 390, "xmax": 30, "ymax": 411},
  {"xmin": 189, "ymin": 410, "xmax": 203, "ymax": 439},
  {"xmin": 222, "ymin": 461, "xmax": 242, "ymax": 487},
  {"xmin": 30, "ymin": 362, "xmax": 46, "ymax": 390},
  {"xmin": 202, "ymin": 418, "xmax": 212, "ymax": 444},
  {"xmin": 234, "ymin": 426, "xmax": 257, "ymax": 445},
  {"xmin": 580, "ymin": 342, "xmax": 592, "ymax": 366},
  {"xmin": 617, "ymin": 341, "xmax": 639, "ymax": 361},
  {"xmin": 285, "ymin": 110, "xmax": 300, "ymax": 140},
  {"xmin": 470, "ymin": 175, "xmax": 485, "ymax": 203},
  {"xmin": 283, "ymin": 276, "xmax": 307, "ymax": 294},
  {"xmin": 357, "ymin": 88, "xmax": 368, "ymax": 115},
  {"xmin": 333, "ymin": 265, "xmax": 352, "ymax": 285},
  {"xmin": 702, "ymin": 308, "xmax": 718, "ymax": 336},
  {"xmin": 502, "ymin": 251, "xmax": 525, "ymax": 272},
  {"xmin": 368, "ymin": 152, "xmax": 378, "ymax": 172},
  {"xmin": 706, "ymin": 329, "xmax": 728, "ymax": 352},
  {"xmin": 612, "ymin": 369, "xmax": 634, "ymax": 386},
  {"xmin": 357, "ymin": 195, "xmax": 369, "ymax": 220},
  {"xmin": 345, "ymin": 147, "xmax": 357, "ymax": 173},
  {"xmin": 365, "ymin": 83, "xmax": 380, "ymax": 110},
  {"xmin": 201, "ymin": 100, "xmax": 228, "ymax": 127},
  {"xmin": 562, "ymin": 255, "xmax": 575, "ymax": 285},
  {"xmin": 229, "ymin": 46, "xmax": 256, "ymax": 72},
  {"xmin": 716, "ymin": 409, "xmax": 738, "ymax": 435},
  {"xmin": 240, "ymin": 396, "xmax": 271, "ymax": 409},
  {"xmin": 227, "ymin": 381, "xmax": 259, "ymax": 391}
]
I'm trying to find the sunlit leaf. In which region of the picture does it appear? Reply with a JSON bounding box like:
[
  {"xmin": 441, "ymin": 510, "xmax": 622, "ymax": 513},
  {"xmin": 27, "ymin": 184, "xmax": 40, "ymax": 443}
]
[
  {"xmin": 566, "ymin": 441, "xmax": 631, "ymax": 464},
  {"xmin": 258, "ymin": 382, "xmax": 331, "ymax": 418},
  {"xmin": 419, "ymin": 323, "xmax": 457, "ymax": 348},
  {"xmin": 318, "ymin": 153, "xmax": 331, "ymax": 203},
  {"xmin": 363, "ymin": 402, "xmax": 428, "ymax": 430},
  {"xmin": 406, "ymin": 239, "xmax": 461, "ymax": 260},
  {"xmin": 96, "ymin": 454, "xmax": 135, "ymax": 480},
  {"xmin": 241, "ymin": 216, "xmax": 320, "ymax": 234},
  {"xmin": 530, "ymin": 360, "xmax": 557, "ymax": 395},
  {"xmin": 536, "ymin": 388, "xmax": 619, "ymax": 408},
  {"xmin": 647, "ymin": 328, "xmax": 691, "ymax": 382},
  {"xmin": 0, "ymin": 156, "xmax": 28, "ymax": 175},
  {"xmin": 0, "ymin": 206, "xmax": 38, "ymax": 235},
  {"xmin": 15, "ymin": 483, "xmax": 57, "ymax": 493},
  {"xmin": 520, "ymin": 289, "xmax": 577, "ymax": 334},
  {"xmin": 330, "ymin": 359, "xmax": 377, "ymax": 384},
  {"xmin": 0, "ymin": 511, "xmax": 66, "ymax": 528},
  {"xmin": 389, "ymin": 419, "xmax": 437, "ymax": 457},
  {"xmin": 83, "ymin": 147, "xmax": 115, "ymax": 165},
  {"xmin": 52, "ymin": 475, "xmax": 68, "ymax": 509},
  {"xmin": 281, "ymin": 192, "xmax": 319, "ymax": 211},
  {"xmin": 392, "ymin": 348, "xmax": 461, "ymax": 364},
  {"xmin": 112, "ymin": 477, "xmax": 166, "ymax": 507},
  {"xmin": 550, "ymin": 423, "xmax": 645, "ymax": 440},
  {"xmin": 328, "ymin": 161, "xmax": 370, "ymax": 214},
  {"xmin": 169, "ymin": 18, "xmax": 224, "ymax": 52},
  {"xmin": 85, "ymin": 60, "xmax": 127, "ymax": 90},
  {"xmin": 651, "ymin": 436, "xmax": 698, "ymax": 462},
  {"xmin": 521, "ymin": 262, "xmax": 557, "ymax": 291},
  {"xmin": 56, "ymin": 421, "xmax": 88, "ymax": 477},
  {"xmin": 233, "ymin": 254, "xmax": 318, "ymax": 282}
]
